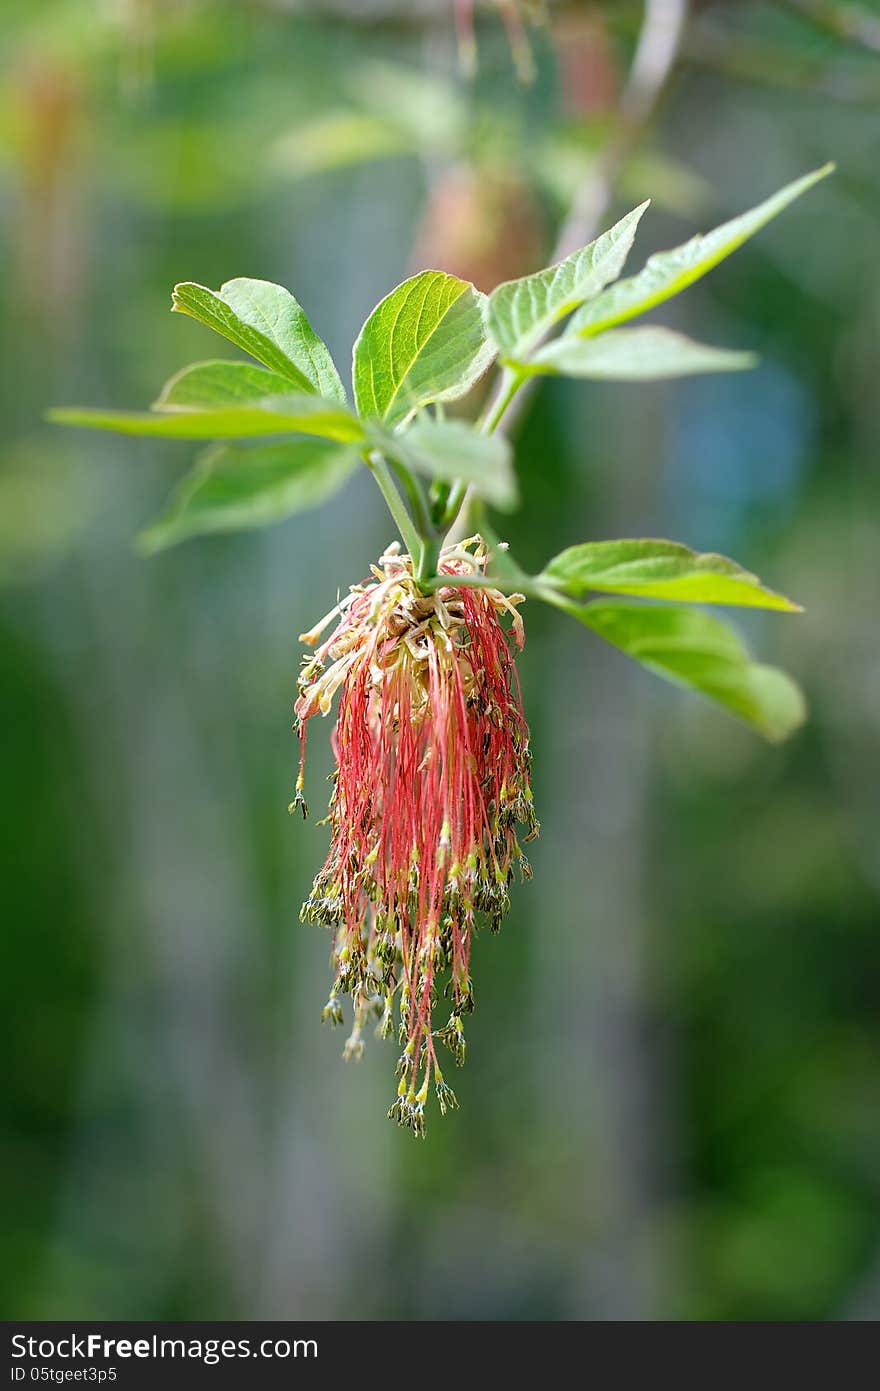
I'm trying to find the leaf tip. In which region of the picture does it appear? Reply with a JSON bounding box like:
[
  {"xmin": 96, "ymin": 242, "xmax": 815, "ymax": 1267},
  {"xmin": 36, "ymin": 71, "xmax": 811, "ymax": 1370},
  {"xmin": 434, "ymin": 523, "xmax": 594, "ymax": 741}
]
[
  {"xmin": 763, "ymin": 585, "xmax": 804, "ymax": 614},
  {"xmin": 133, "ymin": 526, "xmax": 166, "ymax": 557},
  {"xmin": 765, "ymin": 694, "xmax": 808, "ymax": 744},
  {"xmin": 170, "ymin": 280, "xmax": 202, "ymax": 313},
  {"xmin": 724, "ymin": 350, "xmax": 760, "ymax": 372},
  {"xmin": 791, "ymin": 162, "xmax": 836, "ymax": 201}
]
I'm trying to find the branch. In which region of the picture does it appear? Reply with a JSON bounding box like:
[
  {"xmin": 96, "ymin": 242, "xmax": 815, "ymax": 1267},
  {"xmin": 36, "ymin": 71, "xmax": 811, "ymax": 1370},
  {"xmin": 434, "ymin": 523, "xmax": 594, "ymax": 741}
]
[
  {"xmin": 554, "ymin": 0, "xmax": 690, "ymax": 260},
  {"xmin": 777, "ymin": 0, "xmax": 880, "ymax": 55},
  {"xmin": 447, "ymin": 0, "xmax": 693, "ymax": 542},
  {"xmin": 684, "ymin": 23, "xmax": 880, "ymax": 105},
  {"xmin": 497, "ymin": 0, "xmax": 691, "ymax": 436}
]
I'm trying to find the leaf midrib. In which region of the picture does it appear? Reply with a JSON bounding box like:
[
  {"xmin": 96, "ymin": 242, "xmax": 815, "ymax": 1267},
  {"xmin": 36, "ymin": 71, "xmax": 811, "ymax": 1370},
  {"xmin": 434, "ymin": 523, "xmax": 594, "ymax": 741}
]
[
  {"xmin": 380, "ymin": 277, "xmax": 466, "ymax": 421},
  {"xmin": 175, "ymin": 287, "xmax": 314, "ymax": 391}
]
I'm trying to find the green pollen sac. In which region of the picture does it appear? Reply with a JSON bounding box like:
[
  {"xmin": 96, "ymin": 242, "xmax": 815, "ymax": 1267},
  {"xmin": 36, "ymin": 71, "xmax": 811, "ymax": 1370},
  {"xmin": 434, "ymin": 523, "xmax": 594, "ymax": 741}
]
[
  {"xmin": 437, "ymin": 1014, "xmax": 467, "ymax": 1068},
  {"xmin": 435, "ymin": 1077, "xmax": 459, "ymax": 1117},
  {"xmin": 376, "ymin": 996, "xmax": 395, "ymax": 1040},
  {"xmin": 395, "ymin": 1041, "xmax": 414, "ymax": 1079},
  {"xmin": 321, "ymin": 994, "xmax": 344, "ymax": 1028}
]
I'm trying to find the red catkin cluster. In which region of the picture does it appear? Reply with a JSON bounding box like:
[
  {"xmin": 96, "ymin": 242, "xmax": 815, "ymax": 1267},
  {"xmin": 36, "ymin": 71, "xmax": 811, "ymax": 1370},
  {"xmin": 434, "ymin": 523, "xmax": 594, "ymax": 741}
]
[{"xmin": 293, "ymin": 538, "xmax": 538, "ymax": 1135}]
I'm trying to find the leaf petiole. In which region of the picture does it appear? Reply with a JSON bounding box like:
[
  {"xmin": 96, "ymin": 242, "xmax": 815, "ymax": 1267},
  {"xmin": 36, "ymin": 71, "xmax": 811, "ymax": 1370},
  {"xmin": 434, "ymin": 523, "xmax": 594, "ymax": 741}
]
[
  {"xmin": 441, "ymin": 366, "xmax": 526, "ymax": 541},
  {"xmin": 478, "ymin": 366, "xmax": 525, "ymax": 436},
  {"xmin": 387, "ymin": 457, "xmax": 435, "ymax": 543},
  {"xmin": 365, "ymin": 452, "xmax": 422, "ymax": 561}
]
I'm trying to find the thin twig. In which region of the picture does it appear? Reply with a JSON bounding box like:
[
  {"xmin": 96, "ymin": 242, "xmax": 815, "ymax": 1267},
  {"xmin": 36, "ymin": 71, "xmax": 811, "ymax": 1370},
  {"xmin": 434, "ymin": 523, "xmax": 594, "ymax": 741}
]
[
  {"xmin": 684, "ymin": 24, "xmax": 880, "ymax": 105},
  {"xmin": 448, "ymin": 0, "xmax": 691, "ymax": 541},
  {"xmin": 499, "ymin": 0, "xmax": 690, "ymax": 435},
  {"xmin": 556, "ymin": 0, "xmax": 690, "ymax": 260}
]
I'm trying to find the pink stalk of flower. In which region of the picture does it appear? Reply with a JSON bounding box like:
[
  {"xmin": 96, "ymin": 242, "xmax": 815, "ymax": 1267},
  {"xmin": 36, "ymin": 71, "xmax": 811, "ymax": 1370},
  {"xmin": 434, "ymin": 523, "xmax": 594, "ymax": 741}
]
[{"xmin": 293, "ymin": 537, "xmax": 538, "ymax": 1136}]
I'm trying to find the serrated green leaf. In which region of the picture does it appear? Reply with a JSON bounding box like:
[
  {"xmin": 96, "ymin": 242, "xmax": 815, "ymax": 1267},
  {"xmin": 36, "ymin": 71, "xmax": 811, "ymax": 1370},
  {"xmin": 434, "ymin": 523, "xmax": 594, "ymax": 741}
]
[
  {"xmin": 137, "ymin": 439, "xmax": 360, "ymax": 553},
  {"xmin": 527, "ymin": 327, "xmax": 756, "ymax": 380},
  {"xmin": 540, "ymin": 538, "xmax": 801, "ymax": 611},
  {"xmin": 565, "ymin": 599, "xmax": 805, "ymax": 741},
  {"xmin": 372, "ymin": 418, "xmax": 516, "ymax": 511},
  {"xmin": 171, "ymin": 278, "xmax": 346, "ymax": 402},
  {"xmin": 487, "ymin": 201, "xmax": 649, "ymax": 360},
  {"xmin": 352, "ymin": 270, "xmax": 495, "ymax": 428},
  {"xmin": 570, "ymin": 164, "xmax": 834, "ymax": 338},
  {"xmin": 48, "ymin": 393, "xmax": 365, "ymax": 443}
]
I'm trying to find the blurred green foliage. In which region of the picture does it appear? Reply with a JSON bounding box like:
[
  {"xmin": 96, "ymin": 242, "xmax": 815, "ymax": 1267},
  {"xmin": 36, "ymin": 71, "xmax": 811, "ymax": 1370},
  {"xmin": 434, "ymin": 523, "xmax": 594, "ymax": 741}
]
[{"xmin": 1, "ymin": 0, "xmax": 878, "ymax": 1321}]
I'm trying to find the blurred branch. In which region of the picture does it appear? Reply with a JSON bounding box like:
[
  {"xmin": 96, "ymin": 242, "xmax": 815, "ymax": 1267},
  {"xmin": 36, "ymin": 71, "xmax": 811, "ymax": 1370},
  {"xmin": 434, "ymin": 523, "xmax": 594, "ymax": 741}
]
[
  {"xmin": 556, "ymin": 0, "xmax": 690, "ymax": 259},
  {"xmin": 776, "ymin": 0, "xmax": 880, "ymax": 54},
  {"xmin": 446, "ymin": 1, "xmax": 691, "ymax": 542},
  {"xmin": 271, "ymin": 0, "xmax": 562, "ymax": 25},
  {"xmin": 684, "ymin": 23, "xmax": 880, "ymax": 103},
  {"xmin": 495, "ymin": 0, "xmax": 691, "ymax": 442}
]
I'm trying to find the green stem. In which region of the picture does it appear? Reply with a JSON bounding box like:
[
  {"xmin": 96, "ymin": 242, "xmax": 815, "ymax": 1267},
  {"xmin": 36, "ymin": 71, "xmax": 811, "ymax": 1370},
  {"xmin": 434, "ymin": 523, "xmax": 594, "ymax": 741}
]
[
  {"xmin": 366, "ymin": 451, "xmax": 441, "ymax": 592},
  {"xmin": 416, "ymin": 535, "xmax": 441, "ymax": 586},
  {"xmin": 440, "ymin": 367, "xmax": 527, "ymax": 546},
  {"xmin": 369, "ymin": 364, "xmax": 528, "ymax": 583},
  {"xmin": 479, "ymin": 366, "xmax": 525, "ymax": 436},
  {"xmin": 366, "ymin": 453, "xmax": 421, "ymax": 560},
  {"xmin": 422, "ymin": 570, "xmax": 541, "ymax": 599},
  {"xmin": 440, "ymin": 479, "xmax": 468, "ymax": 530},
  {"xmin": 388, "ymin": 458, "xmax": 434, "ymax": 542}
]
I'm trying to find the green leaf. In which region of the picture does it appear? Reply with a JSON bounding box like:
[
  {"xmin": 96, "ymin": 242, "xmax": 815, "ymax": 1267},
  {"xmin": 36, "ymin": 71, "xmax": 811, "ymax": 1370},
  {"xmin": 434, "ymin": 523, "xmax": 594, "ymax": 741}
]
[
  {"xmin": 48, "ymin": 393, "xmax": 365, "ymax": 443},
  {"xmin": 540, "ymin": 538, "xmax": 801, "ymax": 611},
  {"xmin": 136, "ymin": 439, "xmax": 360, "ymax": 553},
  {"xmin": 171, "ymin": 278, "xmax": 346, "ymax": 402},
  {"xmin": 372, "ymin": 418, "xmax": 516, "ymax": 511},
  {"xmin": 528, "ymin": 327, "xmax": 756, "ymax": 380},
  {"xmin": 487, "ymin": 201, "xmax": 649, "ymax": 360},
  {"xmin": 271, "ymin": 111, "xmax": 415, "ymax": 180},
  {"xmin": 352, "ymin": 270, "xmax": 495, "ymax": 428},
  {"xmin": 570, "ymin": 164, "xmax": 834, "ymax": 338},
  {"xmin": 565, "ymin": 599, "xmax": 805, "ymax": 741},
  {"xmin": 154, "ymin": 359, "xmax": 295, "ymax": 408},
  {"xmin": 153, "ymin": 361, "xmax": 363, "ymax": 440}
]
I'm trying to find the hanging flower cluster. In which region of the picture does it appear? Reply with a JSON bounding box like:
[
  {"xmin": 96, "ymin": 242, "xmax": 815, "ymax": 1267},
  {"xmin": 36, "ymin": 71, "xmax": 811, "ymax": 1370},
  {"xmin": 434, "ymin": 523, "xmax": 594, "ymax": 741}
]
[
  {"xmin": 292, "ymin": 537, "xmax": 538, "ymax": 1136},
  {"xmin": 52, "ymin": 168, "xmax": 825, "ymax": 1141}
]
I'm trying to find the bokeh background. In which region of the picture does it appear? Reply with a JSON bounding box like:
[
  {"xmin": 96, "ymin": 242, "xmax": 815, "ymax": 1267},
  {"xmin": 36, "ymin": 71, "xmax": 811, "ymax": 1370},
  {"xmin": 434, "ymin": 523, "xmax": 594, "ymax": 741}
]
[{"xmin": 1, "ymin": 0, "xmax": 879, "ymax": 1321}]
